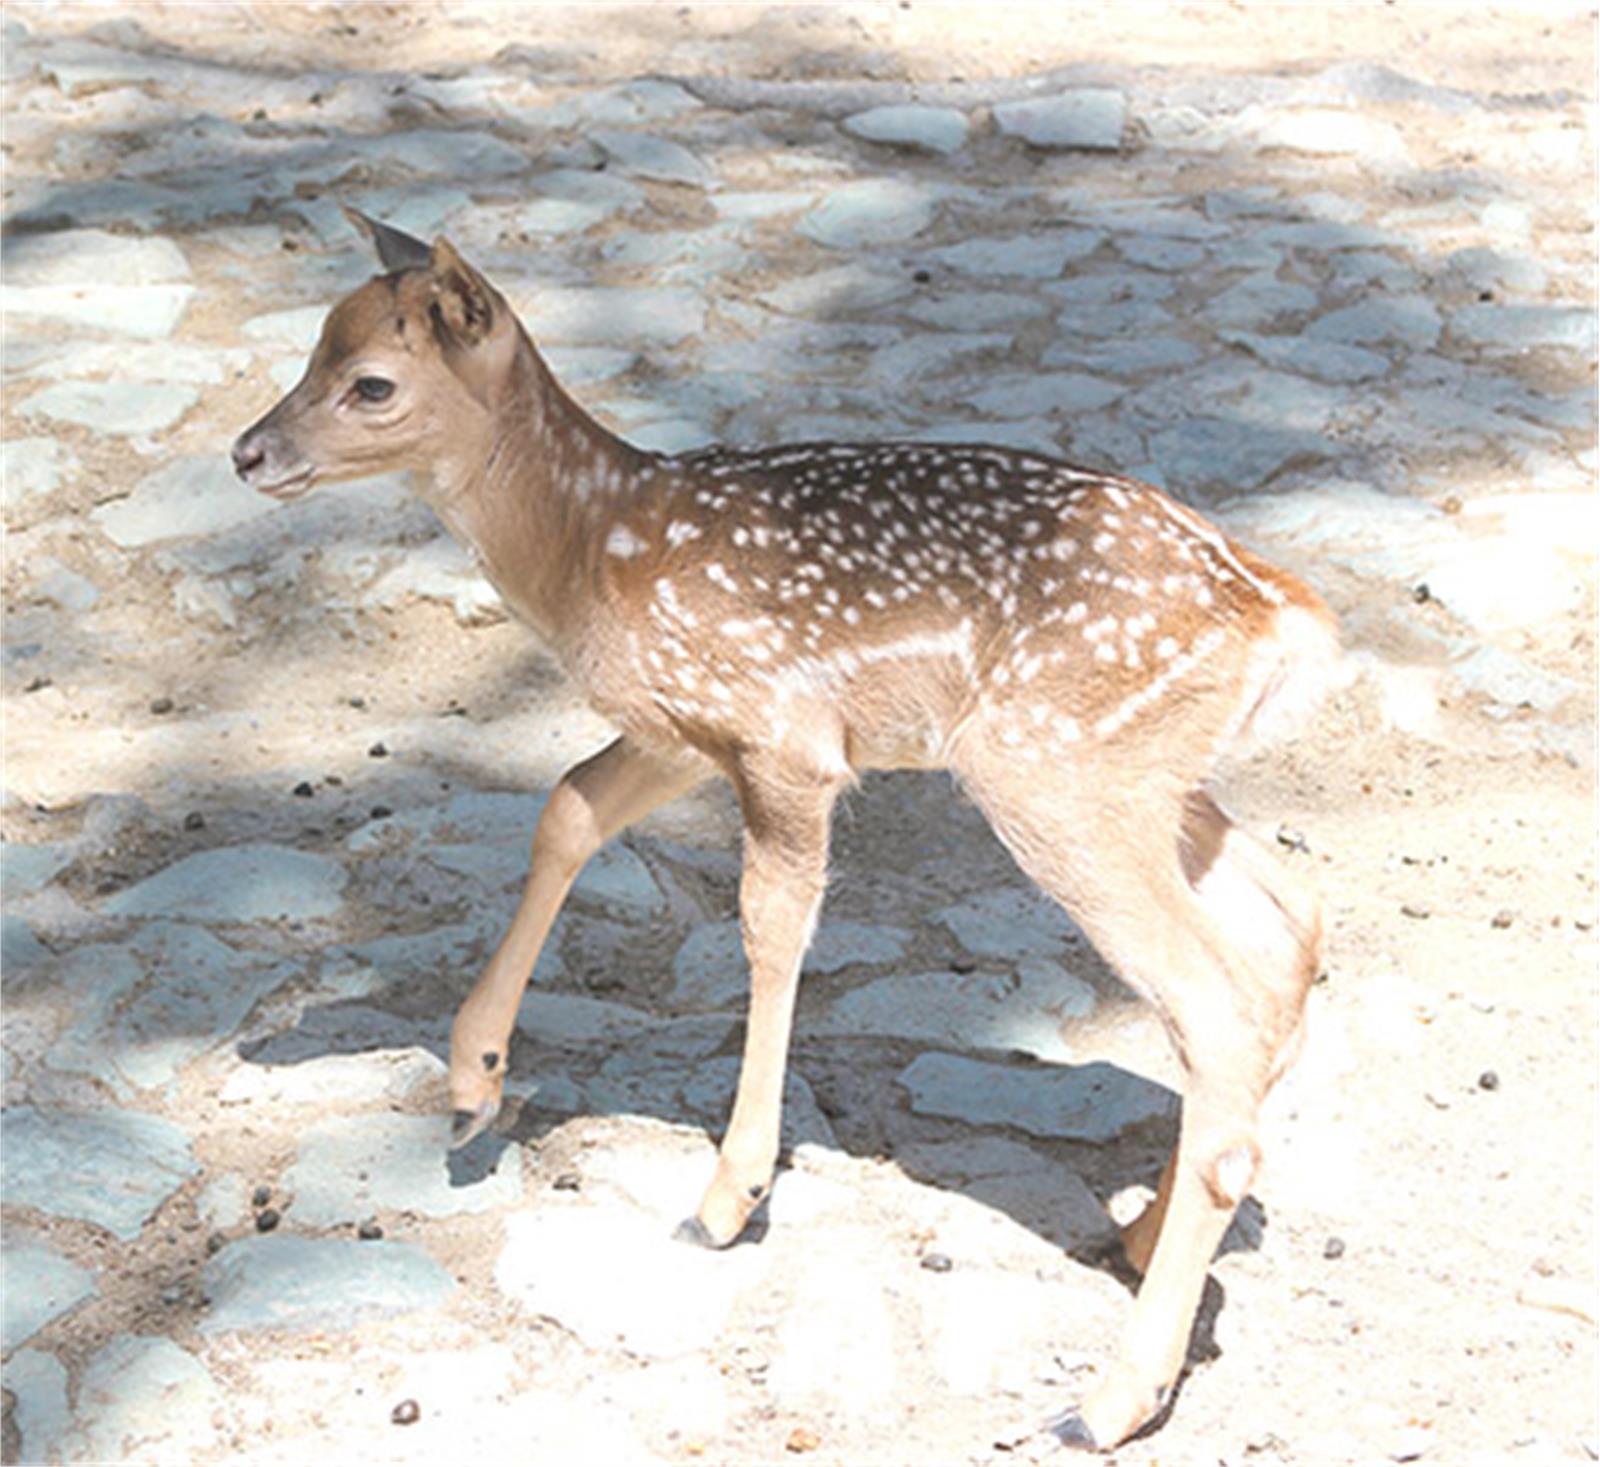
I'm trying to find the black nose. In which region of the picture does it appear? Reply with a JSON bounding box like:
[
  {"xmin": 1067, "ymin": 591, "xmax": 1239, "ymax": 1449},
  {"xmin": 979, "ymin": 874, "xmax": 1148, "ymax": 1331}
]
[{"xmin": 231, "ymin": 435, "xmax": 264, "ymax": 481}]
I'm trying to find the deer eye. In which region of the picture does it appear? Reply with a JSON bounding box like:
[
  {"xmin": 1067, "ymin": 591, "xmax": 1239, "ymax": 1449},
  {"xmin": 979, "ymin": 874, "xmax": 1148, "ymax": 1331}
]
[{"xmin": 354, "ymin": 376, "xmax": 395, "ymax": 403}]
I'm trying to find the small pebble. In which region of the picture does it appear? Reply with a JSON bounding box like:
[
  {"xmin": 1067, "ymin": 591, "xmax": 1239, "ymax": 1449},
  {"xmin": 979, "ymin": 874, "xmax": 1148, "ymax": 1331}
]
[
  {"xmin": 920, "ymin": 1252, "xmax": 953, "ymax": 1273},
  {"xmin": 1276, "ymin": 825, "xmax": 1309, "ymax": 854},
  {"xmin": 369, "ymin": 742, "xmax": 389, "ymax": 758},
  {"xmin": 254, "ymin": 1207, "xmax": 280, "ymax": 1233},
  {"xmin": 391, "ymin": 1399, "xmax": 420, "ymax": 1427},
  {"xmin": 1491, "ymin": 909, "xmax": 1514, "ymax": 929},
  {"xmin": 348, "ymin": 695, "xmax": 367, "ymax": 709},
  {"xmin": 553, "ymin": 1172, "xmax": 581, "ymax": 1192},
  {"xmin": 358, "ymin": 1219, "xmax": 384, "ymax": 1240},
  {"xmin": 369, "ymin": 805, "xmax": 393, "ymax": 821},
  {"xmin": 251, "ymin": 1184, "xmax": 272, "ymax": 1208},
  {"xmin": 1324, "ymin": 1236, "xmax": 1346, "ymax": 1260},
  {"xmin": 1401, "ymin": 903, "xmax": 1430, "ymax": 920},
  {"xmin": 785, "ymin": 1426, "xmax": 821, "ymax": 1453},
  {"xmin": 1478, "ymin": 1070, "xmax": 1500, "ymax": 1091},
  {"xmin": 183, "ymin": 811, "xmax": 206, "ymax": 831},
  {"xmin": 1412, "ymin": 583, "xmax": 1431, "ymax": 604},
  {"xmin": 150, "ymin": 696, "xmax": 175, "ymax": 715},
  {"xmin": 206, "ymin": 1232, "xmax": 226, "ymax": 1255},
  {"xmin": 292, "ymin": 781, "xmax": 315, "ymax": 798},
  {"xmin": 25, "ymin": 675, "xmax": 53, "ymax": 693}
]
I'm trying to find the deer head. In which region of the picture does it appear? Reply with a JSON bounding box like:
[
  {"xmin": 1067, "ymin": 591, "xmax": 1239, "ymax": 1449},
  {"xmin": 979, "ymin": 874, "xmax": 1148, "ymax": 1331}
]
[{"xmin": 231, "ymin": 208, "xmax": 521, "ymax": 500}]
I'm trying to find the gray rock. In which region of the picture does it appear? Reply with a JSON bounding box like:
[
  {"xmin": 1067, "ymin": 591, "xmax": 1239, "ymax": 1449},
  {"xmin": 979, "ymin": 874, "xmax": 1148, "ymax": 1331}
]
[
  {"xmin": 200, "ymin": 1235, "xmax": 454, "ymax": 1333},
  {"xmin": 93, "ymin": 454, "xmax": 277, "ymax": 547},
  {"xmin": 16, "ymin": 339, "xmax": 254, "ymax": 385},
  {"xmin": 1247, "ymin": 107, "xmax": 1410, "ymax": 165},
  {"xmin": 506, "ymin": 285, "xmax": 705, "ymax": 346},
  {"xmin": 934, "ymin": 886, "xmax": 1079, "ymax": 962},
  {"xmin": 241, "ymin": 305, "xmax": 328, "ymax": 351},
  {"xmin": 1308, "ymin": 297, "xmax": 1443, "ymax": 349},
  {"xmin": 198, "ymin": 1173, "xmax": 250, "ymax": 1229},
  {"xmin": 1050, "ymin": 298, "xmax": 1175, "ymax": 338},
  {"xmin": 966, "ymin": 372, "xmax": 1124, "ymax": 417},
  {"xmin": 843, "ymin": 104, "xmax": 969, "ymax": 154},
  {"xmin": 907, "ymin": 291, "xmax": 1050, "ymax": 331},
  {"xmin": 797, "ymin": 179, "xmax": 936, "ymax": 249},
  {"xmin": 628, "ymin": 419, "xmax": 718, "ymax": 455},
  {"xmin": 552, "ymin": 78, "xmax": 701, "ymax": 127},
  {"xmin": 921, "ymin": 231, "xmax": 1101, "ymax": 279},
  {"xmin": 672, "ymin": 919, "xmax": 910, "ymax": 1009},
  {"xmin": 0, "ymin": 1105, "xmax": 198, "ymax": 1239},
  {"xmin": 807, "ymin": 957, "xmax": 1093, "ymax": 1062},
  {"xmin": 1042, "ymin": 337, "xmax": 1202, "ymax": 376},
  {"xmin": 218, "ymin": 1047, "xmax": 444, "ymax": 1108},
  {"xmin": 591, "ymin": 129, "xmax": 713, "ymax": 187},
  {"xmin": 1, "ymin": 1240, "xmax": 96, "ymax": 1350},
  {"xmin": 69, "ymin": 1336, "xmax": 226, "ymax": 1464},
  {"xmin": 899, "ymin": 1052, "xmax": 1176, "ymax": 1141},
  {"xmin": 1, "ymin": 915, "xmax": 48, "ymax": 973},
  {"xmin": 1116, "ymin": 236, "xmax": 1206, "ymax": 271},
  {"xmin": 759, "ymin": 264, "xmax": 913, "ymax": 317},
  {"xmin": 362, "ymin": 535, "xmax": 501, "ymax": 625},
  {"xmin": 517, "ymin": 990, "xmax": 655, "ymax": 1047},
  {"xmin": 24, "ymin": 557, "xmax": 100, "ymax": 611},
  {"xmin": 1451, "ymin": 304, "xmax": 1597, "ymax": 354},
  {"xmin": 543, "ymin": 347, "xmax": 638, "ymax": 385},
  {"xmin": 868, "ymin": 332, "xmax": 1014, "ymax": 388},
  {"xmin": 1225, "ymin": 332, "xmax": 1390, "ymax": 383},
  {"xmin": 0, "ymin": 228, "xmax": 193, "ymax": 337},
  {"xmin": 1202, "ymin": 275, "xmax": 1319, "ymax": 330},
  {"xmin": 994, "ymin": 89, "xmax": 1125, "ymax": 150},
  {"xmin": 1, "ymin": 437, "xmax": 79, "ymax": 513},
  {"xmin": 1, "ymin": 839, "xmax": 74, "ymax": 893},
  {"xmin": 48, "ymin": 923, "xmax": 296, "ymax": 1096},
  {"xmin": 496, "ymin": 1201, "xmax": 770, "ymax": 1358},
  {"xmin": 103, "ymin": 843, "xmax": 347, "ymax": 923},
  {"xmin": 21, "ymin": 380, "xmax": 197, "ymax": 437},
  {"xmin": 1254, "ymin": 220, "xmax": 1398, "ymax": 252},
  {"xmin": 3, "ymin": 1350, "xmax": 69, "ymax": 1465},
  {"xmin": 284, "ymin": 1112, "xmax": 522, "ymax": 1224},
  {"xmin": 1150, "ymin": 417, "xmax": 1332, "ymax": 495},
  {"xmin": 1444, "ymin": 246, "xmax": 1549, "ymax": 296}
]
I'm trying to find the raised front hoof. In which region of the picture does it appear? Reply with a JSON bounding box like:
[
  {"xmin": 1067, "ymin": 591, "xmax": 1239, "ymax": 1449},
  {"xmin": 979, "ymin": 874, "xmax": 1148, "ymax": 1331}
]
[{"xmin": 449, "ymin": 1100, "xmax": 500, "ymax": 1150}]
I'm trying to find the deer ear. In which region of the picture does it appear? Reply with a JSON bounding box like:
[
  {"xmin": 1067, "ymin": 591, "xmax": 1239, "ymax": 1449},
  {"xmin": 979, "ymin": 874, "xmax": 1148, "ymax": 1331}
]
[
  {"xmin": 428, "ymin": 236, "xmax": 496, "ymax": 347},
  {"xmin": 341, "ymin": 205, "xmax": 432, "ymax": 273}
]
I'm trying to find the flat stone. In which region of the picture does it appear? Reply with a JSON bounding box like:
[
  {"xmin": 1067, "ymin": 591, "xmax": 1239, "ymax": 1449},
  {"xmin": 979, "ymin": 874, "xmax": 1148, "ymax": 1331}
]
[
  {"xmin": 921, "ymin": 231, "xmax": 1101, "ymax": 278},
  {"xmin": 807, "ymin": 957, "xmax": 1093, "ymax": 1062},
  {"xmin": 965, "ymin": 372, "xmax": 1123, "ymax": 416},
  {"xmin": 1, "ymin": 839, "xmax": 75, "ymax": 893},
  {"xmin": 1308, "ymin": 297, "xmax": 1443, "ymax": 349},
  {"xmin": 496, "ymin": 1203, "xmax": 770, "ymax": 1358},
  {"xmin": 893, "ymin": 1136, "xmax": 1117, "ymax": 1251},
  {"xmin": 552, "ymin": 77, "xmax": 702, "ymax": 127},
  {"xmin": 507, "ymin": 285, "xmax": 705, "ymax": 346},
  {"xmin": 907, "ymin": 291, "xmax": 1049, "ymax": 331},
  {"xmin": 934, "ymin": 886, "xmax": 1079, "ymax": 962},
  {"xmin": 92, "ymin": 454, "xmax": 278, "ymax": 547},
  {"xmin": 629, "ymin": 419, "xmax": 718, "ymax": 454},
  {"xmin": 1049, "ymin": 297, "xmax": 1176, "ymax": 338},
  {"xmin": 1, "ymin": 915, "xmax": 48, "ymax": 973},
  {"xmin": 200, "ymin": 1235, "xmax": 454, "ymax": 1333},
  {"xmin": 1202, "ymin": 275, "xmax": 1319, "ymax": 330},
  {"xmin": 1248, "ymin": 107, "xmax": 1410, "ymax": 165},
  {"xmin": 591, "ymin": 129, "xmax": 713, "ymax": 186},
  {"xmin": 103, "ymin": 843, "xmax": 348, "ymax": 923},
  {"xmin": 69, "ymin": 1336, "xmax": 225, "ymax": 1464},
  {"xmin": 516, "ymin": 990, "xmax": 655, "ymax": 1047},
  {"xmin": 868, "ymin": 332, "xmax": 1014, "ymax": 387},
  {"xmin": 672, "ymin": 919, "xmax": 910, "ymax": 1009},
  {"xmin": 1150, "ymin": 417, "xmax": 1332, "ymax": 496},
  {"xmin": 48, "ymin": 923, "xmax": 296, "ymax": 1097},
  {"xmin": 1, "ymin": 1240, "xmax": 96, "ymax": 1350},
  {"xmin": 1450, "ymin": 304, "xmax": 1597, "ymax": 354},
  {"xmin": 16, "ymin": 339, "xmax": 254, "ymax": 385},
  {"xmin": 241, "ymin": 305, "xmax": 328, "ymax": 350},
  {"xmin": 22, "ymin": 380, "xmax": 197, "ymax": 437},
  {"xmin": 994, "ymin": 89, "xmax": 1125, "ymax": 150},
  {"xmin": 543, "ymin": 347, "xmax": 638, "ymax": 385},
  {"xmin": 759, "ymin": 264, "xmax": 913, "ymax": 316},
  {"xmin": 218, "ymin": 1047, "xmax": 444, "ymax": 1108},
  {"xmin": 1, "ymin": 438, "xmax": 78, "ymax": 514},
  {"xmin": 899, "ymin": 1052, "xmax": 1176, "ymax": 1141},
  {"xmin": 0, "ymin": 1106, "xmax": 198, "ymax": 1239},
  {"xmin": 1444, "ymin": 246, "xmax": 1549, "ymax": 296},
  {"xmin": 797, "ymin": 179, "xmax": 935, "ymax": 249},
  {"xmin": 284, "ymin": 1112, "xmax": 521, "ymax": 1224},
  {"xmin": 362, "ymin": 535, "xmax": 500, "ymax": 625},
  {"xmin": 1117, "ymin": 236, "xmax": 1206, "ymax": 271},
  {"xmin": 1042, "ymin": 336, "xmax": 1201, "ymax": 376},
  {"xmin": 24, "ymin": 557, "xmax": 100, "ymax": 611},
  {"xmin": 1225, "ymin": 332, "xmax": 1390, "ymax": 383},
  {"xmin": 198, "ymin": 1173, "xmax": 249, "ymax": 1229},
  {"xmin": 0, "ymin": 227, "xmax": 193, "ymax": 337},
  {"xmin": 843, "ymin": 104, "xmax": 969, "ymax": 154},
  {"xmin": 4, "ymin": 1350, "xmax": 69, "ymax": 1466}
]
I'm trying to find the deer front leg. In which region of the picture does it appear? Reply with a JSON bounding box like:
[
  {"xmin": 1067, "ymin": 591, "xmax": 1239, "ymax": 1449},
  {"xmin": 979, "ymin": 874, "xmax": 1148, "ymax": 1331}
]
[
  {"xmin": 676, "ymin": 761, "xmax": 840, "ymax": 1248},
  {"xmin": 449, "ymin": 736, "xmax": 704, "ymax": 1146}
]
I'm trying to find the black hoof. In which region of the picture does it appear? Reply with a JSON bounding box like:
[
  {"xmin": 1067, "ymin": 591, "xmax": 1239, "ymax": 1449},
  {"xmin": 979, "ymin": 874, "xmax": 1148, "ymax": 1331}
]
[
  {"xmin": 671, "ymin": 1215, "xmax": 719, "ymax": 1249},
  {"xmin": 449, "ymin": 1102, "xmax": 498, "ymax": 1150},
  {"xmin": 1044, "ymin": 1409, "xmax": 1099, "ymax": 1453}
]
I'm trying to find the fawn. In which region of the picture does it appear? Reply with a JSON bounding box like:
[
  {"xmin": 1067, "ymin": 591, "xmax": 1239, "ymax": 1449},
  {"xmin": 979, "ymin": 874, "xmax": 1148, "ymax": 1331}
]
[{"xmin": 232, "ymin": 208, "xmax": 1340, "ymax": 1450}]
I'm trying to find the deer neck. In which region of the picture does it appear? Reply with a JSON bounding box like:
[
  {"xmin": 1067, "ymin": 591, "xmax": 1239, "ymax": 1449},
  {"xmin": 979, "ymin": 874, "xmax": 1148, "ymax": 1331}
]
[{"xmin": 416, "ymin": 328, "xmax": 641, "ymax": 650}]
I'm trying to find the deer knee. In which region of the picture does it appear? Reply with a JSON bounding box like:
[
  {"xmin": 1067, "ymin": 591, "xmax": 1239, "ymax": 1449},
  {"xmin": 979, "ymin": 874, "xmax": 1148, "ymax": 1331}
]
[{"xmin": 1205, "ymin": 1140, "xmax": 1261, "ymax": 1209}]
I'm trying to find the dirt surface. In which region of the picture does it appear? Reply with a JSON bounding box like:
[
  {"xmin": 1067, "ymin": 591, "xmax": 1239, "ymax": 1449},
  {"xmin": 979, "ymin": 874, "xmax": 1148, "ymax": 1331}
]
[{"xmin": 2, "ymin": 4, "xmax": 1597, "ymax": 1466}]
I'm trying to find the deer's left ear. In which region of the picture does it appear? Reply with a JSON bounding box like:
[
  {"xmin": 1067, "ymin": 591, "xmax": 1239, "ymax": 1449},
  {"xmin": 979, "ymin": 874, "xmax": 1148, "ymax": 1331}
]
[
  {"xmin": 428, "ymin": 237, "xmax": 496, "ymax": 348},
  {"xmin": 342, "ymin": 205, "xmax": 432, "ymax": 273}
]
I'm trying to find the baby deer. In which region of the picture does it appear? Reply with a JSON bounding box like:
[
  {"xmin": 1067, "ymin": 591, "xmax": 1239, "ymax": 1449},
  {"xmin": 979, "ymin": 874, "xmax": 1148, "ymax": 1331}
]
[{"xmin": 232, "ymin": 209, "xmax": 1340, "ymax": 1450}]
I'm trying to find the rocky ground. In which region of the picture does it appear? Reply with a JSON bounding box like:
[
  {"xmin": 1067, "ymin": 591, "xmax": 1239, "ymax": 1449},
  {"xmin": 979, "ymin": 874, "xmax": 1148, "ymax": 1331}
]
[{"xmin": 2, "ymin": 4, "xmax": 1596, "ymax": 1465}]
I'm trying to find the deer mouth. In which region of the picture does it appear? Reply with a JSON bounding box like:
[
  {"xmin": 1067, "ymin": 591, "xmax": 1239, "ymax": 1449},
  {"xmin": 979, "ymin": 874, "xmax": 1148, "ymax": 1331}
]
[{"xmin": 256, "ymin": 468, "xmax": 317, "ymax": 501}]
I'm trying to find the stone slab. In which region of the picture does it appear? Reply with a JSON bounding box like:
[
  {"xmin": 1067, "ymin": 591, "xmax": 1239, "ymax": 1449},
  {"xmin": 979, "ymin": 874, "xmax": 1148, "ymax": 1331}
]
[
  {"xmin": 898, "ymin": 1052, "xmax": 1177, "ymax": 1141},
  {"xmin": 797, "ymin": 179, "xmax": 935, "ymax": 248},
  {"xmin": 69, "ymin": 1336, "xmax": 225, "ymax": 1464},
  {"xmin": 22, "ymin": 380, "xmax": 198, "ymax": 437},
  {"xmin": 994, "ymin": 90, "xmax": 1125, "ymax": 150},
  {"xmin": 0, "ymin": 1105, "xmax": 198, "ymax": 1240},
  {"xmin": 1, "ymin": 437, "xmax": 78, "ymax": 514},
  {"xmin": 283, "ymin": 1111, "xmax": 522, "ymax": 1224},
  {"xmin": 591, "ymin": 129, "xmax": 713, "ymax": 186},
  {"xmin": 843, "ymin": 104, "xmax": 969, "ymax": 154},
  {"xmin": 93, "ymin": 454, "xmax": 278, "ymax": 547},
  {"xmin": 200, "ymin": 1235, "xmax": 454, "ymax": 1333},
  {"xmin": 4, "ymin": 1349, "xmax": 69, "ymax": 1465},
  {"xmin": 1, "ymin": 1241, "xmax": 96, "ymax": 1351},
  {"xmin": 103, "ymin": 843, "xmax": 348, "ymax": 923}
]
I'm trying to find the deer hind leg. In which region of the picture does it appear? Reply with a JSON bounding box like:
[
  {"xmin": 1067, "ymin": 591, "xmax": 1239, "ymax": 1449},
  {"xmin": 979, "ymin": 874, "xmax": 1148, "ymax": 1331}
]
[
  {"xmin": 676, "ymin": 755, "xmax": 842, "ymax": 1249},
  {"xmin": 953, "ymin": 766, "xmax": 1319, "ymax": 1452},
  {"xmin": 448, "ymin": 736, "xmax": 705, "ymax": 1146}
]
